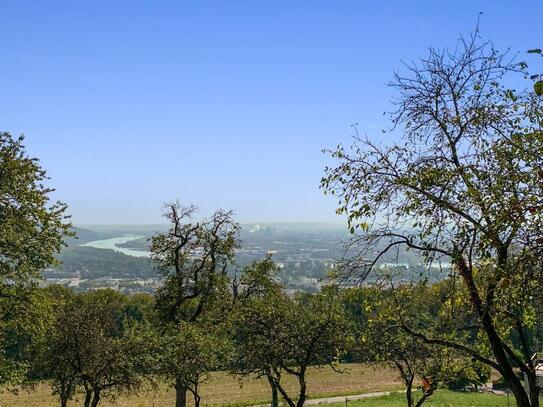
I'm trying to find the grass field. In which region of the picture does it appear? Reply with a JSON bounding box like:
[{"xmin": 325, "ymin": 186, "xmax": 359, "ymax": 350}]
[
  {"xmin": 329, "ymin": 390, "xmax": 515, "ymax": 407},
  {"xmin": 0, "ymin": 363, "xmax": 403, "ymax": 407}
]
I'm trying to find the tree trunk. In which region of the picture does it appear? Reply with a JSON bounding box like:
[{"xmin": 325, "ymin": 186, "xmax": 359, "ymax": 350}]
[
  {"xmin": 267, "ymin": 374, "xmax": 279, "ymax": 407},
  {"xmin": 59, "ymin": 384, "xmax": 69, "ymax": 407},
  {"xmin": 90, "ymin": 390, "xmax": 100, "ymax": 407},
  {"xmin": 405, "ymin": 381, "xmax": 413, "ymax": 407},
  {"xmin": 530, "ymin": 388, "xmax": 540, "ymax": 407},
  {"xmin": 193, "ymin": 393, "xmax": 201, "ymax": 407},
  {"xmin": 527, "ymin": 372, "xmax": 540, "ymax": 407},
  {"xmin": 536, "ymin": 299, "xmax": 543, "ymax": 353},
  {"xmin": 397, "ymin": 363, "xmax": 414, "ymax": 407},
  {"xmin": 480, "ymin": 300, "xmax": 531, "ymax": 406},
  {"xmin": 59, "ymin": 381, "xmax": 69, "ymax": 407},
  {"xmin": 175, "ymin": 380, "xmax": 187, "ymax": 407},
  {"xmin": 83, "ymin": 388, "xmax": 92, "ymax": 407},
  {"xmin": 457, "ymin": 258, "xmax": 532, "ymax": 407},
  {"xmin": 276, "ymin": 382, "xmax": 296, "ymax": 407},
  {"xmin": 296, "ymin": 372, "xmax": 307, "ymax": 407},
  {"xmin": 415, "ymin": 389, "xmax": 434, "ymax": 407},
  {"xmin": 192, "ymin": 383, "xmax": 201, "ymax": 407}
]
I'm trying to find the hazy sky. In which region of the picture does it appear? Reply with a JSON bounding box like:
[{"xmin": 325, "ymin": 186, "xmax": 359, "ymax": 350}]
[{"xmin": 1, "ymin": 1, "xmax": 540, "ymax": 224}]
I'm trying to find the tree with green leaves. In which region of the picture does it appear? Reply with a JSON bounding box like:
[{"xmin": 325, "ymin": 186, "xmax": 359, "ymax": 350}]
[
  {"xmin": 154, "ymin": 322, "xmax": 225, "ymax": 407},
  {"xmin": 361, "ymin": 282, "xmax": 490, "ymax": 407},
  {"xmin": 0, "ymin": 132, "xmax": 72, "ymax": 385},
  {"xmin": 150, "ymin": 201, "xmax": 239, "ymax": 406},
  {"xmin": 231, "ymin": 258, "xmax": 283, "ymax": 306},
  {"xmin": 38, "ymin": 290, "xmax": 151, "ymax": 407},
  {"xmin": 231, "ymin": 285, "xmax": 352, "ymax": 407},
  {"xmin": 0, "ymin": 286, "xmax": 60, "ymax": 387},
  {"xmin": 0, "ymin": 133, "xmax": 72, "ymax": 288},
  {"xmin": 322, "ymin": 30, "xmax": 543, "ymax": 407},
  {"xmin": 228, "ymin": 259, "xmax": 284, "ymax": 406},
  {"xmin": 28, "ymin": 285, "xmax": 77, "ymax": 407},
  {"xmin": 150, "ymin": 202, "xmax": 239, "ymax": 324},
  {"xmin": 528, "ymin": 48, "xmax": 543, "ymax": 95}
]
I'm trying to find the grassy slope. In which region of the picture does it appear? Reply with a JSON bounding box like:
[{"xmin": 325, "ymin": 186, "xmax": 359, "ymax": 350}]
[
  {"xmin": 330, "ymin": 390, "xmax": 513, "ymax": 407},
  {"xmin": 0, "ymin": 364, "xmax": 402, "ymax": 407}
]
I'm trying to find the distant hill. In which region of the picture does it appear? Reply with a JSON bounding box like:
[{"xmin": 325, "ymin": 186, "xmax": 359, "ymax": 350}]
[
  {"xmin": 54, "ymin": 226, "xmax": 156, "ymax": 280},
  {"xmin": 64, "ymin": 227, "xmax": 100, "ymax": 247},
  {"xmin": 51, "ymin": 246, "xmax": 154, "ymax": 279}
]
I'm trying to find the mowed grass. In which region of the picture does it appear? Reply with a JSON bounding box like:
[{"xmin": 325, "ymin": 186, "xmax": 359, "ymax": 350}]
[
  {"xmin": 329, "ymin": 390, "xmax": 514, "ymax": 407},
  {"xmin": 0, "ymin": 363, "xmax": 402, "ymax": 407}
]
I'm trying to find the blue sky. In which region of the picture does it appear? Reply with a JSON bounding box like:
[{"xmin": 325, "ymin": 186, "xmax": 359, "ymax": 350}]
[{"xmin": 1, "ymin": 1, "xmax": 540, "ymax": 224}]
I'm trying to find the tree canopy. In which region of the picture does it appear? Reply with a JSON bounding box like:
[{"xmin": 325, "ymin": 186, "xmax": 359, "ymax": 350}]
[
  {"xmin": 0, "ymin": 133, "xmax": 72, "ymax": 288},
  {"xmin": 0, "ymin": 133, "xmax": 72, "ymax": 386},
  {"xmin": 322, "ymin": 31, "xmax": 543, "ymax": 407}
]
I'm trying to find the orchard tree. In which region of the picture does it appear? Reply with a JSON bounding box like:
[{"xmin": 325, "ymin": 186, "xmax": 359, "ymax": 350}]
[
  {"xmin": 150, "ymin": 202, "xmax": 239, "ymax": 406},
  {"xmin": 231, "ymin": 258, "xmax": 282, "ymax": 306},
  {"xmin": 40, "ymin": 291, "xmax": 151, "ymax": 407},
  {"xmin": 0, "ymin": 133, "xmax": 72, "ymax": 288},
  {"xmin": 322, "ymin": 30, "xmax": 543, "ymax": 407},
  {"xmin": 29, "ymin": 286, "xmax": 77, "ymax": 407},
  {"xmin": 232, "ymin": 287, "xmax": 352, "ymax": 407},
  {"xmin": 0, "ymin": 286, "xmax": 61, "ymax": 387},
  {"xmin": 361, "ymin": 282, "xmax": 490, "ymax": 407},
  {"xmin": 155, "ymin": 322, "xmax": 224, "ymax": 407},
  {"xmin": 228, "ymin": 259, "xmax": 284, "ymax": 406},
  {"xmin": 0, "ymin": 132, "xmax": 72, "ymax": 385},
  {"xmin": 150, "ymin": 202, "xmax": 239, "ymax": 324}
]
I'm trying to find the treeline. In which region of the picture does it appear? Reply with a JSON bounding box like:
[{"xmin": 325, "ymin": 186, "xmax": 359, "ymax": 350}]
[
  {"xmin": 8, "ymin": 270, "xmax": 350, "ymax": 407},
  {"xmin": 0, "ymin": 184, "xmax": 501, "ymax": 407},
  {"xmin": 3, "ymin": 268, "xmax": 501, "ymax": 407}
]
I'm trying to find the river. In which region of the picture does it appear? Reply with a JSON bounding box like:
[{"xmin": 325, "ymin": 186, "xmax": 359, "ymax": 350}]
[{"xmin": 80, "ymin": 235, "xmax": 151, "ymax": 258}]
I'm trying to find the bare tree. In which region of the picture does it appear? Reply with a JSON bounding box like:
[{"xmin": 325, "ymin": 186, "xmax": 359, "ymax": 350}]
[
  {"xmin": 322, "ymin": 29, "xmax": 543, "ymax": 407},
  {"xmin": 150, "ymin": 201, "xmax": 239, "ymax": 406}
]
